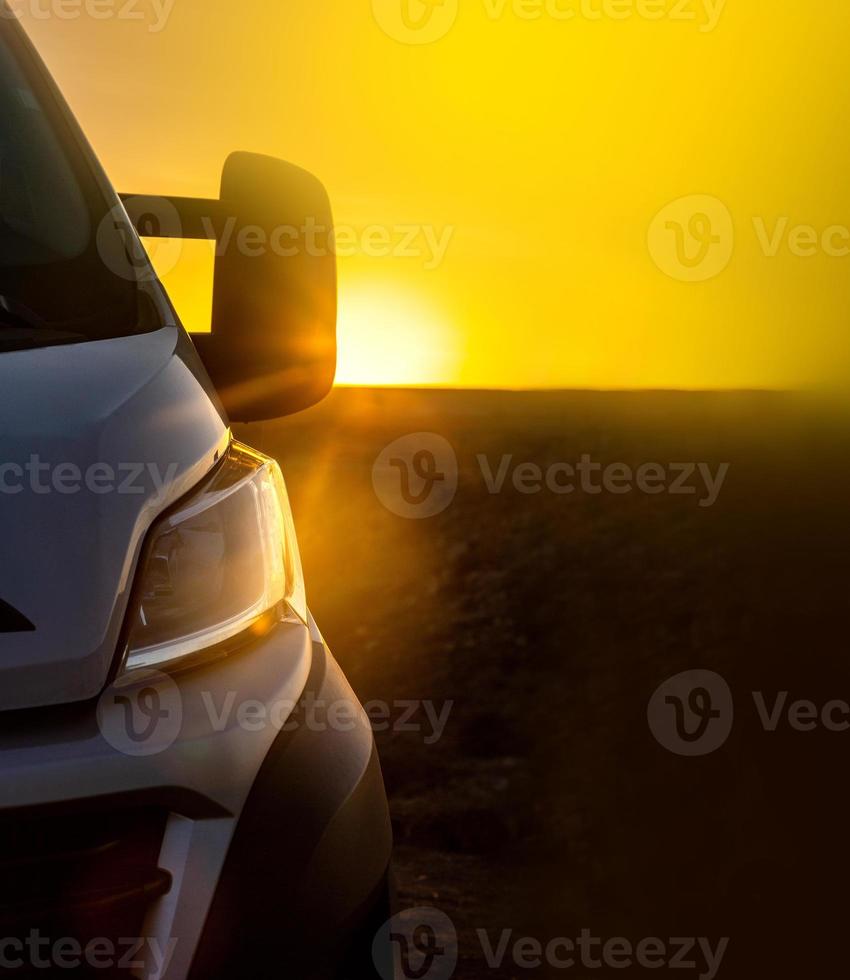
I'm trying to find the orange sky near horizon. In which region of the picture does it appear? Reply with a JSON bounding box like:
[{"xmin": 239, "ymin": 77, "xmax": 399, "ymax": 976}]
[{"xmin": 18, "ymin": 0, "xmax": 850, "ymax": 390}]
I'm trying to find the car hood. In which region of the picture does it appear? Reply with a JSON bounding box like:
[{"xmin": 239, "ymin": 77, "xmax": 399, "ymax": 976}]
[{"xmin": 0, "ymin": 327, "xmax": 229, "ymax": 711}]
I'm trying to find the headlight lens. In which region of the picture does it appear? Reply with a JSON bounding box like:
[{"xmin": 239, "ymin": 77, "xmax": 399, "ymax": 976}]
[{"xmin": 122, "ymin": 442, "xmax": 305, "ymax": 673}]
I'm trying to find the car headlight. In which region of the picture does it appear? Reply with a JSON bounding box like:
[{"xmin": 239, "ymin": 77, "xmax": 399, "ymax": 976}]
[{"xmin": 121, "ymin": 442, "xmax": 306, "ymax": 674}]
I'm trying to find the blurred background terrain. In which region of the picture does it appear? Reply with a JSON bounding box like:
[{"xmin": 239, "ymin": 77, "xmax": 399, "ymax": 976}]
[{"xmin": 238, "ymin": 387, "xmax": 850, "ymax": 979}]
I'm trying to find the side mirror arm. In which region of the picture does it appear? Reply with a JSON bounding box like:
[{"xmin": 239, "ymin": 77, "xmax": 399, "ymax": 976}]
[{"xmin": 119, "ymin": 194, "xmax": 228, "ymax": 242}]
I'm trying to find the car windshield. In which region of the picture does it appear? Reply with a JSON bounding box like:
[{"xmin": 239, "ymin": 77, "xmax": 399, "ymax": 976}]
[{"xmin": 0, "ymin": 20, "xmax": 163, "ymax": 353}]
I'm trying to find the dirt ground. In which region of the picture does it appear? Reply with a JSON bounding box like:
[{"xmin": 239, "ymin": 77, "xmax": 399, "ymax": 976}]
[{"xmin": 237, "ymin": 388, "xmax": 850, "ymax": 980}]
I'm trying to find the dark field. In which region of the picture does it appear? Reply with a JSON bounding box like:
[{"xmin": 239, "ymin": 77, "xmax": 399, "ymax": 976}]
[{"xmin": 238, "ymin": 388, "xmax": 850, "ymax": 980}]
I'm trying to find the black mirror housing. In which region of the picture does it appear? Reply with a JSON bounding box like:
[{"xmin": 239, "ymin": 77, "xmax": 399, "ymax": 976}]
[{"xmin": 122, "ymin": 152, "xmax": 337, "ymax": 422}]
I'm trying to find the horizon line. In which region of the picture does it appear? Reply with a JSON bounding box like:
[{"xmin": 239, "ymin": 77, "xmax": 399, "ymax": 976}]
[{"xmin": 333, "ymin": 383, "xmax": 794, "ymax": 394}]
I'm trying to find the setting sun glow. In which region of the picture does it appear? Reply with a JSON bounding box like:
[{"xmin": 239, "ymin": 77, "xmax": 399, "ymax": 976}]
[
  {"xmin": 334, "ymin": 282, "xmax": 461, "ymax": 387},
  {"xmin": 21, "ymin": 1, "xmax": 850, "ymax": 390}
]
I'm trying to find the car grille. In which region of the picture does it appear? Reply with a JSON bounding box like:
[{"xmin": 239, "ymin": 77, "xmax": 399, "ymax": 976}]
[{"xmin": 0, "ymin": 805, "xmax": 172, "ymax": 976}]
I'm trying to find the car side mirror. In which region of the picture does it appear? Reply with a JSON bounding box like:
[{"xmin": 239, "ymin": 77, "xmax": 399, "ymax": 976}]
[{"xmin": 121, "ymin": 152, "xmax": 337, "ymax": 422}]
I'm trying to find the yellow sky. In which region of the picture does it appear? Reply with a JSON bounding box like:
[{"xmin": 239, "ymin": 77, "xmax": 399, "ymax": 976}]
[{"xmin": 19, "ymin": 0, "xmax": 850, "ymax": 388}]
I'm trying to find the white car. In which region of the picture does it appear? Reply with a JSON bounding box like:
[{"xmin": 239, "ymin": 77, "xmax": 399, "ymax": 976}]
[{"xmin": 0, "ymin": 10, "xmax": 392, "ymax": 979}]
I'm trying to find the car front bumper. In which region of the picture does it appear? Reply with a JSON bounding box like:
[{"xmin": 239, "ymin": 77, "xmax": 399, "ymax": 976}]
[{"xmin": 0, "ymin": 615, "xmax": 392, "ymax": 980}]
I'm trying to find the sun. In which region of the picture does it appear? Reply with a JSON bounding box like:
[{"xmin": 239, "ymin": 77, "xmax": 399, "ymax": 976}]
[{"xmin": 335, "ymin": 282, "xmax": 461, "ymax": 387}]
